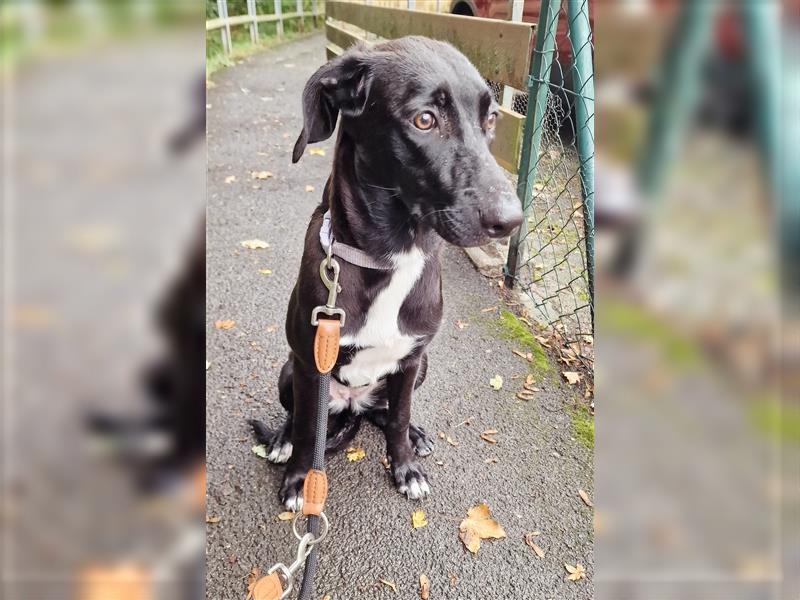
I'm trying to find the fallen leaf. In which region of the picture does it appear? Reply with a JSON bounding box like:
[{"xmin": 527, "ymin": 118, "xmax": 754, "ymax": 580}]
[
  {"xmin": 484, "ymin": 457, "xmax": 499, "ymax": 464},
  {"xmin": 516, "ymin": 391, "xmax": 535, "ymax": 401},
  {"xmin": 277, "ymin": 511, "xmax": 295, "ymax": 521},
  {"xmin": 419, "ymin": 574, "xmax": 430, "ymax": 599},
  {"xmin": 564, "ymin": 563, "xmax": 586, "ymax": 581},
  {"xmin": 563, "ymin": 371, "xmax": 581, "ymax": 385},
  {"xmin": 480, "ymin": 430, "xmax": 498, "ymax": 444},
  {"xmin": 345, "ymin": 447, "xmax": 365, "ymax": 462},
  {"xmin": 512, "ymin": 349, "xmax": 530, "ymax": 361},
  {"xmin": 240, "ymin": 239, "xmax": 270, "ymax": 249},
  {"xmin": 214, "ymin": 319, "xmax": 236, "ymax": 330},
  {"xmin": 251, "ymin": 170, "xmax": 273, "ymax": 180},
  {"xmin": 258, "ymin": 269, "xmax": 273, "ymax": 275},
  {"xmin": 321, "ymin": 596, "xmax": 331, "ymax": 600},
  {"xmin": 458, "ymin": 503, "xmax": 506, "ymax": 554},
  {"xmin": 489, "ymin": 375, "xmax": 503, "ymax": 390},
  {"xmin": 251, "ymin": 444, "xmax": 268, "ymax": 458},
  {"xmin": 246, "ymin": 567, "xmax": 261, "ymax": 600},
  {"xmin": 206, "ymin": 515, "xmax": 221, "ymax": 524},
  {"xmin": 411, "ymin": 510, "xmax": 428, "ymax": 529},
  {"xmin": 578, "ymin": 489, "xmax": 594, "ymax": 507},
  {"xmin": 379, "ymin": 579, "xmax": 397, "ymax": 593},
  {"xmin": 437, "ymin": 431, "xmax": 446, "ymax": 439},
  {"xmin": 305, "ymin": 185, "xmax": 315, "ymax": 192},
  {"xmin": 446, "ymin": 436, "xmax": 459, "ymax": 447},
  {"xmin": 525, "ymin": 374, "xmax": 535, "ymax": 387},
  {"xmin": 224, "ymin": 175, "xmax": 236, "ymax": 184},
  {"xmin": 481, "ymin": 306, "xmax": 498, "ymax": 313},
  {"xmin": 455, "ymin": 319, "xmax": 469, "ymax": 329},
  {"xmin": 308, "ymin": 147, "xmax": 326, "ymax": 156},
  {"xmin": 523, "ymin": 533, "xmax": 545, "ymax": 558}
]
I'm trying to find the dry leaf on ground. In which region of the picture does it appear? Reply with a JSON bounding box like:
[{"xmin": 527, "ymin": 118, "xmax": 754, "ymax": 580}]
[
  {"xmin": 308, "ymin": 147, "xmax": 326, "ymax": 156},
  {"xmin": 345, "ymin": 447, "xmax": 365, "ymax": 462},
  {"xmin": 251, "ymin": 445, "xmax": 268, "ymax": 458},
  {"xmin": 251, "ymin": 170, "xmax": 273, "ymax": 180},
  {"xmin": 446, "ymin": 436, "xmax": 458, "ymax": 447},
  {"xmin": 523, "ymin": 532, "xmax": 544, "ymax": 558},
  {"xmin": 484, "ymin": 457, "xmax": 499, "ymax": 464},
  {"xmin": 419, "ymin": 574, "xmax": 430, "ymax": 599},
  {"xmin": 563, "ymin": 371, "xmax": 581, "ymax": 385},
  {"xmin": 481, "ymin": 306, "xmax": 498, "ymax": 313},
  {"xmin": 458, "ymin": 503, "xmax": 506, "ymax": 554},
  {"xmin": 411, "ymin": 510, "xmax": 428, "ymax": 529},
  {"xmin": 206, "ymin": 515, "xmax": 221, "ymax": 524},
  {"xmin": 579, "ymin": 489, "xmax": 593, "ymax": 507},
  {"xmin": 379, "ymin": 579, "xmax": 397, "ymax": 593},
  {"xmin": 480, "ymin": 430, "xmax": 498, "ymax": 444},
  {"xmin": 246, "ymin": 567, "xmax": 261, "ymax": 600},
  {"xmin": 240, "ymin": 239, "xmax": 270, "ymax": 250},
  {"xmin": 489, "ymin": 375, "xmax": 503, "ymax": 390},
  {"xmin": 565, "ymin": 563, "xmax": 586, "ymax": 581},
  {"xmin": 277, "ymin": 511, "xmax": 295, "ymax": 521},
  {"xmin": 258, "ymin": 269, "xmax": 273, "ymax": 275},
  {"xmin": 455, "ymin": 319, "xmax": 469, "ymax": 329},
  {"xmin": 214, "ymin": 319, "xmax": 236, "ymax": 330},
  {"xmin": 305, "ymin": 185, "xmax": 315, "ymax": 192},
  {"xmin": 516, "ymin": 391, "xmax": 535, "ymax": 401},
  {"xmin": 224, "ymin": 175, "xmax": 236, "ymax": 184}
]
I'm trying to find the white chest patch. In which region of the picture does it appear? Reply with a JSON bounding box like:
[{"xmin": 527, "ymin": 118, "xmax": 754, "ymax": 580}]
[{"xmin": 338, "ymin": 247, "xmax": 426, "ymax": 387}]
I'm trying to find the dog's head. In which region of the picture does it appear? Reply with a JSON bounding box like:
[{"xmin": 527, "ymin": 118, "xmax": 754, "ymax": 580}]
[{"xmin": 293, "ymin": 36, "xmax": 522, "ymax": 247}]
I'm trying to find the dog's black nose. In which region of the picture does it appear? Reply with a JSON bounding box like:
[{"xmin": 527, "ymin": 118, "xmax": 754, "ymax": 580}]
[{"xmin": 480, "ymin": 199, "xmax": 523, "ymax": 238}]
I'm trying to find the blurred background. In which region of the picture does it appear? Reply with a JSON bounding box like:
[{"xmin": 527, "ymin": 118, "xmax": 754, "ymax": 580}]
[
  {"xmin": 593, "ymin": 1, "xmax": 797, "ymax": 599},
  {"xmin": 2, "ymin": 1, "xmax": 205, "ymax": 599}
]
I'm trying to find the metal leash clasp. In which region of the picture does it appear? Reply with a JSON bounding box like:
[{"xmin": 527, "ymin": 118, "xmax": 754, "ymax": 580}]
[
  {"xmin": 311, "ymin": 246, "xmax": 346, "ymax": 326},
  {"xmin": 266, "ymin": 532, "xmax": 315, "ymax": 599}
]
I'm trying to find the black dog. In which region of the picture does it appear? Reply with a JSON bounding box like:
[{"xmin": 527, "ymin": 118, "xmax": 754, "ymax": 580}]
[{"xmin": 251, "ymin": 37, "xmax": 522, "ymax": 510}]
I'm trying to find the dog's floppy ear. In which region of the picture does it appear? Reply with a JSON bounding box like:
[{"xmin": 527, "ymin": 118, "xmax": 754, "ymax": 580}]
[{"xmin": 292, "ymin": 51, "xmax": 372, "ymax": 163}]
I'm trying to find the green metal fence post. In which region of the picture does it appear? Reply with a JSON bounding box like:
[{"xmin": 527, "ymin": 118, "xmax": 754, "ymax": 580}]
[
  {"xmin": 636, "ymin": 1, "xmax": 716, "ymax": 200},
  {"xmin": 566, "ymin": 0, "xmax": 594, "ymax": 323},
  {"xmin": 504, "ymin": 0, "xmax": 561, "ymax": 289}
]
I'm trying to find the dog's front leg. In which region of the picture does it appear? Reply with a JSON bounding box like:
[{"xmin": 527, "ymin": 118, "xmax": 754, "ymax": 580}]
[
  {"xmin": 385, "ymin": 360, "xmax": 431, "ymax": 500},
  {"xmin": 279, "ymin": 363, "xmax": 318, "ymax": 511}
]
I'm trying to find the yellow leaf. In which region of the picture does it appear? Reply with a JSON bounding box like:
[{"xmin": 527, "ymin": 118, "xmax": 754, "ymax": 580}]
[
  {"xmin": 251, "ymin": 170, "xmax": 273, "ymax": 180},
  {"xmin": 206, "ymin": 515, "xmax": 221, "ymax": 524},
  {"xmin": 241, "ymin": 239, "xmax": 270, "ymax": 250},
  {"xmin": 579, "ymin": 489, "xmax": 593, "ymax": 507},
  {"xmin": 523, "ymin": 533, "xmax": 544, "ymax": 557},
  {"xmin": 214, "ymin": 319, "xmax": 235, "ymax": 330},
  {"xmin": 411, "ymin": 510, "xmax": 428, "ymax": 529},
  {"xmin": 419, "ymin": 574, "xmax": 430, "ymax": 599},
  {"xmin": 224, "ymin": 175, "xmax": 236, "ymax": 184},
  {"xmin": 258, "ymin": 269, "xmax": 273, "ymax": 275},
  {"xmin": 305, "ymin": 185, "xmax": 315, "ymax": 192},
  {"xmin": 308, "ymin": 147, "xmax": 326, "ymax": 156},
  {"xmin": 345, "ymin": 447, "xmax": 365, "ymax": 462},
  {"xmin": 489, "ymin": 375, "xmax": 503, "ymax": 390},
  {"xmin": 564, "ymin": 562, "xmax": 586, "ymax": 581},
  {"xmin": 458, "ymin": 503, "xmax": 506, "ymax": 554},
  {"xmin": 277, "ymin": 511, "xmax": 295, "ymax": 521},
  {"xmin": 379, "ymin": 579, "xmax": 397, "ymax": 593},
  {"xmin": 563, "ymin": 371, "xmax": 581, "ymax": 385}
]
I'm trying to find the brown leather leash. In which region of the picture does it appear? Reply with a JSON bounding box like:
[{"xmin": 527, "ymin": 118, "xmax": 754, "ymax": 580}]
[{"xmin": 251, "ymin": 248, "xmax": 344, "ymax": 600}]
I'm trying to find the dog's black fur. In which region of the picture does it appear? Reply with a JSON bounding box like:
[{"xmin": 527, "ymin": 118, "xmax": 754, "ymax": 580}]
[{"xmin": 252, "ymin": 37, "xmax": 522, "ymax": 509}]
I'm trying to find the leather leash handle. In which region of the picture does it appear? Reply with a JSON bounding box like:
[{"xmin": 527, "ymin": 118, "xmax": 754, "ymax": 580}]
[
  {"xmin": 313, "ymin": 318, "xmax": 340, "ymax": 374},
  {"xmin": 251, "ymin": 572, "xmax": 283, "ymax": 600}
]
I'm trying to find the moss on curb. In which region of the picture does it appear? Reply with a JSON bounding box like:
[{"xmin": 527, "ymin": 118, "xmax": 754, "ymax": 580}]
[
  {"xmin": 496, "ymin": 309, "xmax": 551, "ymax": 378},
  {"xmin": 749, "ymin": 399, "xmax": 800, "ymax": 445},
  {"xmin": 571, "ymin": 406, "xmax": 595, "ymax": 449}
]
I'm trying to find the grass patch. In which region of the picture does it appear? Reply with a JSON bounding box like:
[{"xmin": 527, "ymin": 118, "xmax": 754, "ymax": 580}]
[
  {"xmin": 748, "ymin": 399, "xmax": 800, "ymax": 445},
  {"xmin": 497, "ymin": 309, "xmax": 551, "ymax": 378},
  {"xmin": 571, "ymin": 406, "xmax": 594, "ymax": 449},
  {"xmin": 602, "ymin": 298, "xmax": 703, "ymax": 369}
]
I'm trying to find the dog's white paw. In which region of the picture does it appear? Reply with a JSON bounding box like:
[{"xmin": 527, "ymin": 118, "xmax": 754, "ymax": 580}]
[
  {"xmin": 392, "ymin": 461, "xmax": 431, "ymax": 500},
  {"xmin": 267, "ymin": 441, "xmax": 293, "ymax": 464}
]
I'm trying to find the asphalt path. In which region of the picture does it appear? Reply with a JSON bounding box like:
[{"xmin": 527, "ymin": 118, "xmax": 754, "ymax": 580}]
[{"xmin": 206, "ymin": 32, "xmax": 593, "ymax": 600}]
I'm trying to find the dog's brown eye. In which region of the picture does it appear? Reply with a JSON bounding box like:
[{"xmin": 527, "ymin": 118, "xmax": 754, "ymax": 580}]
[
  {"xmin": 486, "ymin": 113, "xmax": 498, "ymax": 130},
  {"xmin": 413, "ymin": 111, "xmax": 436, "ymax": 131}
]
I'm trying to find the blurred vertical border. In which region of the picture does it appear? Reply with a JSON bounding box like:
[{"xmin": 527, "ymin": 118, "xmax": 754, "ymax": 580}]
[{"xmin": 2, "ymin": 2, "xmax": 206, "ymax": 599}]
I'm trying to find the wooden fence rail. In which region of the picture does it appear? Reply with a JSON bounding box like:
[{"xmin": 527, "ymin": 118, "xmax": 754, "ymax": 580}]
[
  {"xmin": 325, "ymin": 0, "xmax": 533, "ymax": 174},
  {"xmin": 207, "ymin": 0, "xmax": 322, "ymax": 52}
]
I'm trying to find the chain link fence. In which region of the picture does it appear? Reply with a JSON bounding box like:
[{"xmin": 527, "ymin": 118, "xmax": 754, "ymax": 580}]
[{"xmin": 502, "ymin": 0, "xmax": 594, "ymax": 369}]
